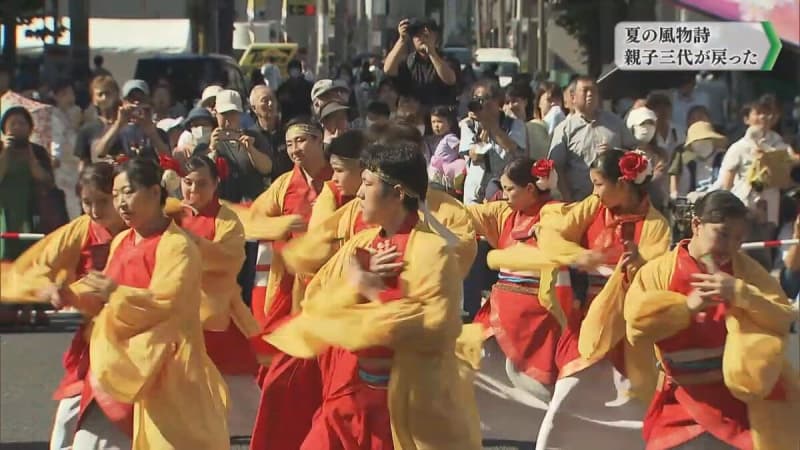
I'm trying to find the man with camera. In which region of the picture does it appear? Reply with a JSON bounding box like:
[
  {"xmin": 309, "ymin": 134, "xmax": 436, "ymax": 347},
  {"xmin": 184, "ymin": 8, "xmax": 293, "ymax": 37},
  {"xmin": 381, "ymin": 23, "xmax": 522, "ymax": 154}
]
[
  {"xmin": 197, "ymin": 89, "xmax": 272, "ymax": 203},
  {"xmin": 383, "ymin": 18, "xmax": 459, "ymax": 107},
  {"xmin": 459, "ymin": 78, "xmax": 527, "ymax": 205},
  {"xmin": 93, "ymin": 79, "xmax": 170, "ymax": 161}
]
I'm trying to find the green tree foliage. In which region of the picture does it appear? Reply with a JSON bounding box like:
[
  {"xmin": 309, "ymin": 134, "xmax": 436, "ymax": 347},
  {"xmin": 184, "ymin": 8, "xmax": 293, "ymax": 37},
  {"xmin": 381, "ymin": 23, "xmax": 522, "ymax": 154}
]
[{"xmin": 2, "ymin": 0, "xmax": 66, "ymax": 40}]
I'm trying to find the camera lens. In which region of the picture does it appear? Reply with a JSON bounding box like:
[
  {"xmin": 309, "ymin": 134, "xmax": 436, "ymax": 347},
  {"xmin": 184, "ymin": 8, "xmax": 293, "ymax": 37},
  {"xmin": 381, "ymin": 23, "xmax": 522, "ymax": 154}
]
[{"xmin": 468, "ymin": 98, "xmax": 484, "ymax": 113}]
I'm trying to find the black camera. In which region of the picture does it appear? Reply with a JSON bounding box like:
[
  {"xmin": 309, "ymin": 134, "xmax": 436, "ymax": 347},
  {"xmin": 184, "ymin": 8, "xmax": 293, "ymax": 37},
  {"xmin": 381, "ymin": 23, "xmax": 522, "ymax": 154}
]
[
  {"xmin": 407, "ymin": 19, "xmax": 425, "ymax": 37},
  {"xmin": 468, "ymin": 96, "xmax": 487, "ymax": 113},
  {"xmin": 406, "ymin": 18, "xmax": 438, "ymax": 37},
  {"xmin": 4, "ymin": 136, "xmax": 28, "ymax": 149}
]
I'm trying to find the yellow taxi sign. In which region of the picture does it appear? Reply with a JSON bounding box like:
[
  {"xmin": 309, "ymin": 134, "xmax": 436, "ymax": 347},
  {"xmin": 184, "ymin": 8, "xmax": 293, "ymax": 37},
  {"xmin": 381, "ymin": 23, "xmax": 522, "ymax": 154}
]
[{"xmin": 239, "ymin": 43, "xmax": 298, "ymax": 78}]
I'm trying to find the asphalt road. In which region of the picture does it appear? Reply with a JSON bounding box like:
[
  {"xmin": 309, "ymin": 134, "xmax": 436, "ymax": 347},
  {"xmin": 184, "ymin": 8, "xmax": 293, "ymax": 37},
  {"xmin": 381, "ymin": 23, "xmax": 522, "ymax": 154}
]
[
  {"xmin": 6, "ymin": 313, "xmax": 795, "ymax": 450},
  {"xmin": 0, "ymin": 314, "xmax": 535, "ymax": 450}
]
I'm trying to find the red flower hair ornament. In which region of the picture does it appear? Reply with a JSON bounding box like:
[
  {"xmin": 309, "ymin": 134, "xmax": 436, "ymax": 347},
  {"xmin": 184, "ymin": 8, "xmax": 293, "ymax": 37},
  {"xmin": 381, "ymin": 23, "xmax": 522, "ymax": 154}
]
[
  {"xmin": 618, "ymin": 150, "xmax": 652, "ymax": 185},
  {"xmin": 158, "ymin": 154, "xmax": 184, "ymax": 193},
  {"xmin": 531, "ymin": 159, "xmax": 558, "ymax": 191},
  {"xmin": 215, "ymin": 156, "xmax": 230, "ymax": 181}
]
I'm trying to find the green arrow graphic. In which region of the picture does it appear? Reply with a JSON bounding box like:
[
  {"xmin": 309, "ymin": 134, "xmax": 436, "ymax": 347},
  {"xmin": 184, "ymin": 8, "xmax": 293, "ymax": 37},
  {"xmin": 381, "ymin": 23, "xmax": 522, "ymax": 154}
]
[{"xmin": 761, "ymin": 21, "xmax": 782, "ymax": 71}]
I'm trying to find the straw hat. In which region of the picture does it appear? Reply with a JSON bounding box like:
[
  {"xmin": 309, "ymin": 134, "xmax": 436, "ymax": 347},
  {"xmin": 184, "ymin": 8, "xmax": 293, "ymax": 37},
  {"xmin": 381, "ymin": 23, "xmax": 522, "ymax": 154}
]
[{"xmin": 685, "ymin": 121, "xmax": 726, "ymax": 147}]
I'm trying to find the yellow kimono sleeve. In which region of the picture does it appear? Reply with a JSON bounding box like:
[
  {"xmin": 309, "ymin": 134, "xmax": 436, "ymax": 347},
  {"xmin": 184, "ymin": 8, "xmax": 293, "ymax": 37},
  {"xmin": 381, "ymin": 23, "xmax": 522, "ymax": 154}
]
[
  {"xmin": 424, "ymin": 191, "xmax": 478, "ymax": 279},
  {"xmin": 730, "ymin": 253, "xmax": 796, "ymax": 336},
  {"xmin": 369, "ymin": 242, "xmax": 463, "ymax": 353},
  {"xmin": 230, "ymin": 295, "xmax": 261, "ymax": 338},
  {"xmin": 243, "ymin": 172, "xmax": 295, "ymax": 241},
  {"xmin": 63, "ymin": 279, "xmax": 106, "ymax": 317},
  {"xmin": 723, "ymin": 252, "xmax": 797, "ymax": 403},
  {"xmin": 485, "ymin": 243, "xmax": 567, "ymax": 329},
  {"xmin": 486, "ymin": 201, "xmax": 580, "ymax": 282},
  {"xmin": 308, "ymin": 182, "xmax": 339, "ymax": 230},
  {"xmin": 196, "ymin": 206, "xmax": 247, "ymax": 330},
  {"xmin": 536, "ymin": 197, "xmax": 601, "ymax": 263},
  {"xmin": 265, "ymin": 231, "xmax": 376, "ymax": 358},
  {"xmin": 579, "ymin": 205, "xmax": 671, "ymax": 357},
  {"xmin": 163, "ymin": 197, "xmax": 185, "ymax": 222},
  {"xmin": 281, "ymin": 200, "xmax": 354, "ymax": 277},
  {"xmin": 465, "ymin": 201, "xmax": 509, "ymax": 249},
  {"xmin": 1, "ymin": 215, "xmax": 90, "ymax": 304},
  {"xmin": 266, "ymin": 230, "xmax": 463, "ymax": 356},
  {"xmin": 624, "ymin": 250, "xmax": 692, "ymax": 345},
  {"xmin": 727, "ymin": 254, "xmax": 800, "ymax": 449},
  {"xmin": 88, "ymin": 228, "xmax": 200, "ymax": 403},
  {"xmin": 485, "ymin": 199, "xmax": 609, "ymax": 270},
  {"xmin": 195, "ymin": 206, "xmax": 246, "ymax": 273},
  {"xmin": 486, "ymin": 244, "xmax": 558, "ymax": 272}
]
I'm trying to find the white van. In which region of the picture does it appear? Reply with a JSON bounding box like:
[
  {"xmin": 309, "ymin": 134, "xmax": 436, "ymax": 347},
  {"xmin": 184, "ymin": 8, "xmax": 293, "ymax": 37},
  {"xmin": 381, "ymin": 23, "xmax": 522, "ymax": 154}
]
[{"xmin": 474, "ymin": 48, "xmax": 520, "ymax": 87}]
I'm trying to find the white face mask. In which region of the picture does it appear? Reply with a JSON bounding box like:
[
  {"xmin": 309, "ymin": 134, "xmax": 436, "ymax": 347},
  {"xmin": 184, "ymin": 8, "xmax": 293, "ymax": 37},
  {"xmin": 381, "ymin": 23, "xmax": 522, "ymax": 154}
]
[
  {"xmin": 191, "ymin": 126, "xmax": 213, "ymax": 144},
  {"xmin": 692, "ymin": 139, "xmax": 715, "ymax": 159},
  {"xmin": 289, "ymin": 68, "xmax": 301, "ymax": 78},
  {"xmin": 417, "ymin": 124, "xmax": 426, "ymax": 136},
  {"xmin": 633, "ymin": 123, "xmax": 656, "ymax": 143},
  {"xmin": 365, "ymin": 119, "xmax": 375, "ymax": 128}
]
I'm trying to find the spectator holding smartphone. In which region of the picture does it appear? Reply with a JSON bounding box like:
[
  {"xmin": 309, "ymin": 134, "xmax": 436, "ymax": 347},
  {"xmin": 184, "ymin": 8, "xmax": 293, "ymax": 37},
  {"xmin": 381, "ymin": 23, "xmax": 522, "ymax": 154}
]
[
  {"xmin": 196, "ymin": 89, "xmax": 272, "ymax": 203},
  {"xmin": 93, "ymin": 79, "xmax": 169, "ymax": 161}
]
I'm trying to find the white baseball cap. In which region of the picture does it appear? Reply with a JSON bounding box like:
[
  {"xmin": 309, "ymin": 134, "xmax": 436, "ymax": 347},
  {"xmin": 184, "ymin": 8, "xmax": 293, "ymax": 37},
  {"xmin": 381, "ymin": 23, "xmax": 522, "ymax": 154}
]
[
  {"xmin": 215, "ymin": 89, "xmax": 243, "ymax": 114},
  {"xmin": 200, "ymin": 85, "xmax": 223, "ymax": 107}
]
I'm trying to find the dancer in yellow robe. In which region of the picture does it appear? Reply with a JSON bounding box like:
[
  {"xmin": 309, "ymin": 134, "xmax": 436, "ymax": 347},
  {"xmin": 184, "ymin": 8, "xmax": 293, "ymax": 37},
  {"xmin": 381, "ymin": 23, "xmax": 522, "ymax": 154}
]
[
  {"xmin": 64, "ymin": 158, "xmax": 229, "ymax": 450},
  {"xmin": 176, "ymin": 155, "xmax": 263, "ymax": 438},
  {"xmin": 487, "ymin": 149, "xmax": 671, "ymax": 449},
  {"xmin": 281, "ymin": 122, "xmax": 476, "ymax": 281},
  {"xmin": 256, "ymin": 140, "xmax": 482, "ymax": 450},
  {"xmin": 1, "ymin": 162, "xmax": 187, "ymax": 450},
  {"xmin": 625, "ymin": 190, "xmax": 800, "ymax": 450}
]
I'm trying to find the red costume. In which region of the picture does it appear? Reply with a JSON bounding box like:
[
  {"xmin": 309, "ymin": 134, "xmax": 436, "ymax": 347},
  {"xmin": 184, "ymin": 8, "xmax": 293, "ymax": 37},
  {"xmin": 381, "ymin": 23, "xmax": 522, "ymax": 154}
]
[{"xmin": 76, "ymin": 229, "xmax": 163, "ymax": 437}]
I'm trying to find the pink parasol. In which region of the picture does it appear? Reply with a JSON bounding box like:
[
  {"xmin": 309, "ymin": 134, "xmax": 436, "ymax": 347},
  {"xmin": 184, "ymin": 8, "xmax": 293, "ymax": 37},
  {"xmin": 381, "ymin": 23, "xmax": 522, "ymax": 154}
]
[{"xmin": 1, "ymin": 91, "xmax": 54, "ymax": 151}]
